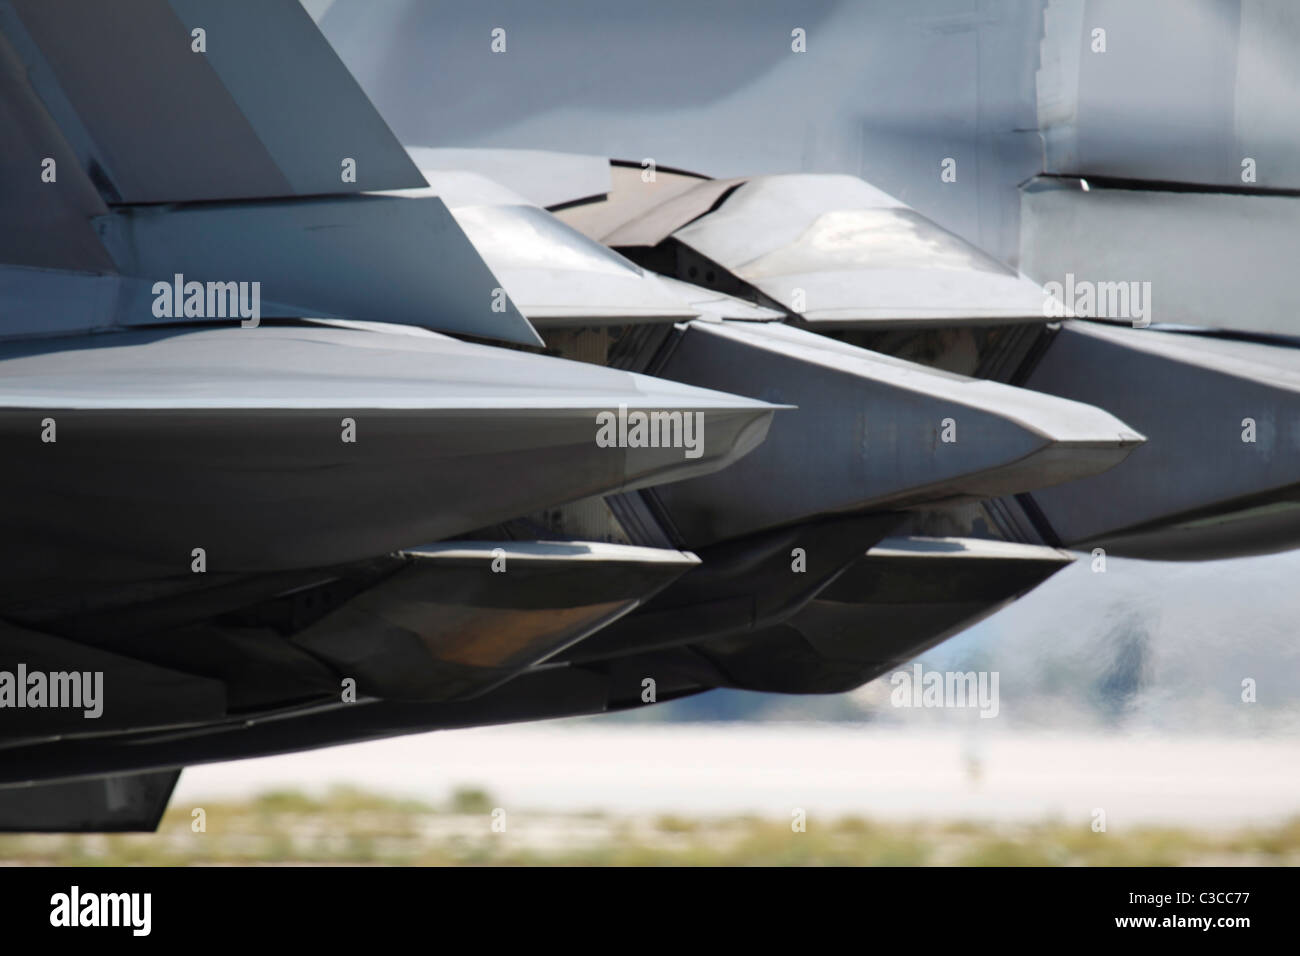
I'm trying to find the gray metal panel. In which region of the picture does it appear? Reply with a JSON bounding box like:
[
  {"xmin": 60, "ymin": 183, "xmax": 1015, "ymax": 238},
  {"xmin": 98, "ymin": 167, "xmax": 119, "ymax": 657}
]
[
  {"xmin": 559, "ymin": 513, "xmax": 900, "ymax": 663},
  {"xmin": 0, "ymin": 324, "xmax": 778, "ymax": 411},
  {"xmin": 1020, "ymin": 321, "xmax": 1300, "ymax": 558},
  {"xmin": 692, "ymin": 536, "xmax": 1072, "ymax": 694},
  {"xmin": 6, "ymin": 0, "xmax": 423, "ymax": 203},
  {"xmin": 0, "ymin": 267, "xmax": 119, "ymax": 339},
  {"xmin": 1021, "ymin": 178, "xmax": 1300, "ymax": 337},
  {"xmin": 167, "ymin": 0, "xmax": 425, "ymax": 195},
  {"xmin": 0, "ymin": 619, "xmax": 226, "ymax": 741},
  {"xmin": 8, "ymin": 0, "xmax": 291, "ymax": 202},
  {"xmin": 96, "ymin": 194, "xmax": 544, "ymax": 346},
  {"xmin": 0, "ymin": 666, "xmax": 621, "ymax": 785},
  {"xmin": 1039, "ymin": 0, "xmax": 1300, "ymax": 188},
  {"xmin": 650, "ymin": 320, "xmax": 1143, "ymax": 546},
  {"xmin": 406, "ymin": 147, "xmax": 609, "ymax": 208},
  {"xmin": 656, "ymin": 277, "xmax": 783, "ymax": 322},
  {"xmin": 92, "ymin": 620, "xmax": 344, "ymax": 713},
  {"xmin": 556, "ymin": 164, "xmax": 712, "ymax": 242},
  {"xmin": 826, "ymin": 535, "xmax": 1074, "ymax": 597},
  {"xmin": 602, "ymin": 177, "xmax": 748, "ymax": 248},
  {"xmin": 0, "ymin": 325, "xmax": 776, "ymax": 599},
  {"xmin": 399, "ymin": 168, "xmax": 534, "ymax": 207},
  {"xmin": 672, "ymin": 175, "xmax": 1050, "ymax": 325},
  {"xmin": 0, "ymin": 769, "xmax": 180, "ymax": 832},
  {"xmin": 444, "ymin": 201, "xmax": 701, "ymax": 327},
  {"xmin": 291, "ymin": 541, "xmax": 699, "ymax": 701},
  {"xmin": 391, "ymin": 170, "xmax": 705, "ymax": 326},
  {"xmin": 0, "ymin": 25, "xmax": 112, "ymax": 272}
]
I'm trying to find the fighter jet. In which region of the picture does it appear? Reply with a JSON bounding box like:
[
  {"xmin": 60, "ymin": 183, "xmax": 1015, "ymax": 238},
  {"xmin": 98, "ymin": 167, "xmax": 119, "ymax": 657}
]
[{"xmin": 1, "ymin": 0, "xmax": 1295, "ymax": 831}]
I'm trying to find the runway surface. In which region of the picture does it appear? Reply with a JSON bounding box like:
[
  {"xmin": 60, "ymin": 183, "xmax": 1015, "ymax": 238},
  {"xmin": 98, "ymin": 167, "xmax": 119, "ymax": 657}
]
[{"xmin": 173, "ymin": 723, "xmax": 1300, "ymax": 827}]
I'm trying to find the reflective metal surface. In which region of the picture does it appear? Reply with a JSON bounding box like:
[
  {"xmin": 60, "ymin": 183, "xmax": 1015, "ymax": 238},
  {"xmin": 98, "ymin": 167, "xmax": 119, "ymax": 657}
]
[{"xmin": 650, "ymin": 320, "xmax": 1143, "ymax": 546}]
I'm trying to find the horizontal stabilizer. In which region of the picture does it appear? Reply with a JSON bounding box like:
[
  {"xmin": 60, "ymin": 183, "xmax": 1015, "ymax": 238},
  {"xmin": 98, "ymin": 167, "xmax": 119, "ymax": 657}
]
[
  {"xmin": 0, "ymin": 325, "xmax": 777, "ymax": 599},
  {"xmin": 649, "ymin": 320, "xmax": 1144, "ymax": 546}
]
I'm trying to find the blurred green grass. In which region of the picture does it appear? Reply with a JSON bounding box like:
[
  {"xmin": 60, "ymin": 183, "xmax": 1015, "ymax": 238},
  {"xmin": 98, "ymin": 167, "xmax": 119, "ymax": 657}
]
[{"xmin": 1, "ymin": 786, "xmax": 1296, "ymax": 866}]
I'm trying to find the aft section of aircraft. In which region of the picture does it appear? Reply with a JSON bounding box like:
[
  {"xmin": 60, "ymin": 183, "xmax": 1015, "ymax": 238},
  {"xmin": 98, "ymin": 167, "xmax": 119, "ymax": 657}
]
[{"xmin": 1, "ymin": 0, "xmax": 1297, "ymax": 830}]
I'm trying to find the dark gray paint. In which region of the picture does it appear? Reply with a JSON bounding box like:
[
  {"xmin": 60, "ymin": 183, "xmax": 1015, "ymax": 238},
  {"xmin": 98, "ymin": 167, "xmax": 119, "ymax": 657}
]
[
  {"xmin": 0, "ymin": 770, "xmax": 180, "ymax": 832},
  {"xmin": 0, "ymin": 326, "xmax": 775, "ymax": 602}
]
